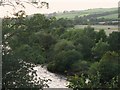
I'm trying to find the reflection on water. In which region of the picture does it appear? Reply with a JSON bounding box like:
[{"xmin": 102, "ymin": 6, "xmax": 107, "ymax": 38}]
[{"xmin": 34, "ymin": 65, "xmax": 69, "ymax": 88}]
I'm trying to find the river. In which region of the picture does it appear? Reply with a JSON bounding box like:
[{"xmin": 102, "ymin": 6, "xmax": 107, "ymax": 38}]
[{"xmin": 33, "ymin": 65, "xmax": 69, "ymax": 88}]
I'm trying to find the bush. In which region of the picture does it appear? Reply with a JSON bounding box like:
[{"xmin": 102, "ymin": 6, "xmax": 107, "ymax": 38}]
[
  {"xmin": 89, "ymin": 51, "xmax": 119, "ymax": 83},
  {"xmin": 71, "ymin": 60, "xmax": 90, "ymax": 75},
  {"xmin": 47, "ymin": 50, "xmax": 82, "ymax": 73}
]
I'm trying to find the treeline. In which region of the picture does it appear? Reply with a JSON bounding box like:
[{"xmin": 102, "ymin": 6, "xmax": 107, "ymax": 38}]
[
  {"xmin": 47, "ymin": 15, "xmax": 118, "ymax": 26},
  {"xmin": 73, "ymin": 16, "xmax": 118, "ymax": 25},
  {"xmin": 2, "ymin": 14, "xmax": 120, "ymax": 88},
  {"xmin": 50, "ymin": 10, "xmax": 118, "ymax": 25}
]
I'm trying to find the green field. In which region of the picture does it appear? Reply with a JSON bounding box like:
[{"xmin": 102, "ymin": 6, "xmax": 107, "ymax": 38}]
[
  {"xmin": 55, "ymin": 8, "xmax": 118, "ymax": 19},
  {"xmin": 55, "ymin": 12, "xmax": 88, "ymax": 19},
  {"xmin": 73, "ymin": 25, "xmax": 118, "ymax": 36},
  {"xmin": 99, "ymin": 14, "xmax": 118, "ymax": 19},
  {"xmin": 81, "ymin": 8, "xmax": 117, "ymax": 14}
]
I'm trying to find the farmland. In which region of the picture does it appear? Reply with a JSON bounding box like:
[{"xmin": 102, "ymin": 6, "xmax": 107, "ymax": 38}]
[
  {"xmin": 69, "ymin": 25, "xmax": 118, "ymax": 36},
  {"xmin": 54, "ymin": 8, "xmax": 118, "ymax": 19}
]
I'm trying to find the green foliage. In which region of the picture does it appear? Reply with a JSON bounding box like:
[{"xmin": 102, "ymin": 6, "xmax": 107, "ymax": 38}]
[
  {"xmin": 92, "ymin": 39, "xmax": 109, "ymax": 60},
  {"xmin": 15, "ymin": 44, "xmax": 45, "ymax": 64},
  {"xmin": 30, "ymin": 32, "xmax": 56, "ymax": 50},
  {"xmin": 67, "ymin": 72, "xmax": 101, "ymax": 89},
  {"xmin": 2, "ymin": 56, "xmax": 49, "ymax": 88},
  {"xmin": 105, "ymin": 76, "xmax": 119, "ymax": 88},
  {"xmin": 89, "ymin": 62, "xmax": 99, "ymax": 75},
  {"xmin": 48, "ymin": 50, "xmax": 82, "ymax": 73},
  {"xmin": 68, "ymin": 74, "xmax": 87, "ymax": 89},
  {"xmin": 2, "ymin": 14, "xmax": 53, "ymax": 88},
  {"xmin": 27, "ymin": 14, "xmax": 51, "ymax": 32},
  {"xmin": 89, "ymin": 51, "xmax": 120, "ymax": 84},
  {"xmin": 71, "ymin": 60, "xmax": 90, "ymax": 75},
  {"xmin": 51, "ymin": 18, "xmax": 74, "ymax": 28},
  {"xmin": 60, "ymin": 29, "xmax": 84, "ymax": 41},
  {"xmin": 83, "ymin": 26, "xmax": 96, "ymax": 40},
  {"xmin": 75, "ymin": 34, "xmax": 94, "ymax": 59},
  {"xmin": 61, "ymin": 26, "xmax": 96, "ymax": 59},
  {"xmin": 98, "ymin": 51, "xmax": 119, "ymax": 82},
  {"xmin": 96, "ymin": 29, "xmax": 107, "ymax": 42},
  {"xmin": 2, "ymin": 12, "xmax": 119, "ymax": 89},
  {"xmin": 67, "ymin": 72, "xmax": 119, "ymax": 89},
  {"xmin": 107, "ymin": 32, "xmax": 120, "ymax": 52},
  {"xmin": 74, "ymin": 26, "xmax": 96, "ymax": 59},
  {"xmin": 54, "ymin": 39, "xmax": 75, "ymax": 52},
  {"xmin": 51, "ymin": 28, "xmax": 65, "ymax": 37}
]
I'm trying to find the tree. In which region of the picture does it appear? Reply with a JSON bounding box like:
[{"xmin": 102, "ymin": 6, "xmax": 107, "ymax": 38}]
[
  {"xmin": 51, "ymin": 18, "xmax": 74, "ymax": 28},
  {"xmin": 98, "ymin": 51, "xmax": 119, "ymax": 83},
  {"xmin": 89, "ymin": 51, "xmax": 119, "ymax": 85},
  {"xmin": 27, "ymin": 14, "xmax": 51, "ymax": 32},
  {"xmin": 92, "ymin": 39, "xmax": 109, "ymax": 60},
  {"xmin": 67, "ymin": 73, "xmax": 101, "ymax": 89},
  {"xmin": 30, "ymin": 32, "xmax": 56, "ymax": 51},
  {"xmin": 47, "ymin": 50, "xmax": 82, "ymax": 74},
  {"xmin": 107, "ymin": 32, "xmax": 120, "ymax": 52},
  {"xmin": 95, "ymin": 29, "xmax": 107, "ymax": 43},
  {"xmin": 75, "ymin": 34, "xmax": 94, "ymax": 59},
  {"xmin": 29, "ymin": 32, "xmax": 56, "ymax": 63},
  {"xmin": 67, "ymin": 72, "xmax": 119, "ymax": 89},
  {"xmin": 89, "ymin": 62, "xmax": 99, "ymax": 75},
  {"xmin": 83, "ymin": 26, "xmax": 96, "ymax": 40},
  {"xmin": 54, "ymin": 39, "xmax": 75, "ymax": 53},
  {"xmin": 71, "ymin": 60, "xmax": 90, "ymax": 75},
  {"xmin": 2, "ymin": 13, "xmax": 50, "ymax": 88},
  {"xmin": 2, "ymin": 54, "xmax": 49, "ymax": 88},
  {"xmin": 1, "ymin": 1, "xmax": 51, "ymax": 88}
]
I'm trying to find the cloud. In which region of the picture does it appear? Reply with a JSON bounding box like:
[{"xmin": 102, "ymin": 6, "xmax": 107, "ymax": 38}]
[{"xmin": 0, "ymin": 0, "xmax": 119, "ymax": 17}]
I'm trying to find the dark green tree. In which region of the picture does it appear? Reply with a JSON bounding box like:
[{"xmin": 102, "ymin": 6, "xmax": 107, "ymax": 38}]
[
  {"xmin": 98, "ymin": 51, "xmax": 119, "ymax": 83},
  {"xmin": 92, "ymin": 39, "xmax": 109, "ymax": 60},
  {"xmin": 95, "ymin": 29, "xmax": 107, "ymax": 43},
  {"xmin": 2, "ymin": 13, "xmax": 51, "ymax": 88},
  {"xmin": 107, "ymin": 32, "xmax": 120, "ymax": 52}
]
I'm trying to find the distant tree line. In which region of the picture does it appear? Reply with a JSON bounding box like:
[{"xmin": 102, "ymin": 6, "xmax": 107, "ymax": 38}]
[{"xmin": 50, "ymin": 10, "xmax": 118, "ymax": 25}]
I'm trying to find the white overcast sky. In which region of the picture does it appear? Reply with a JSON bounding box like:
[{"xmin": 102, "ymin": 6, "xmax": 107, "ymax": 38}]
[
  {"xmin": 34, "ymin": 0, "xmax": 120, "ymax": 13},
  {"xmin": 47, "ymin": 0, "xmax": 119, "ymax": 11},
  {"xmin": 0, "ymin": 0, "xmax": 119, "ymax": 17}
]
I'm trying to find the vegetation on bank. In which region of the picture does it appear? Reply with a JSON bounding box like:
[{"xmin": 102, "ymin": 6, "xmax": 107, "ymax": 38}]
[{"xmin": 2, "ymin": 13, "xmax": 120, "ymax": 89}]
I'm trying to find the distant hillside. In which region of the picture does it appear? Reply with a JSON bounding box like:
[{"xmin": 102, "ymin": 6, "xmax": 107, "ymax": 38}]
[{"xmin": 53, "ymin": 8, "xmax": 118, "ymax": 20}]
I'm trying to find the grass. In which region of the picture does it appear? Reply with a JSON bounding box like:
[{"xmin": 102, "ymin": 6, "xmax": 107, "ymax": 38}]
[
  {"xmin": 98, "ymin": 14, "xmax": 118, "ymax": 19},
  {"xmin": 55, "ymin": 13, "xmax": 88, "ymax": 19},
  {"xmin": 55, "ymin": 8, "xmax": 118, "ymax": 19},
  {"xmin": 74, "ymin": 25, "xmax": 118, "ymax": 36},
  {"xmin": 81, "ymin": 8, "xmax": 117, "ymax": 14}
]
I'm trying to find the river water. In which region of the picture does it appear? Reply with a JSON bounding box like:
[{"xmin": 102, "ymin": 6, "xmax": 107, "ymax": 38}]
[{"xmin": 33, "ymin": 65, "xmax": 69, "ymax": 88}]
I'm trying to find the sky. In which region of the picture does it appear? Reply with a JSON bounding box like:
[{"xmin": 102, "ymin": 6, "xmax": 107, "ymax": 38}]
[
  {"xmin": 46, "ymin": 0, "xmax": 119, "ymax": 12},
  {"xmin": 0, "ymin": 0, "xmax": 119, "ymax": 17}
]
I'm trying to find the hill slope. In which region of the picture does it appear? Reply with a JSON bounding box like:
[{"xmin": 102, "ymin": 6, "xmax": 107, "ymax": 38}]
[{"xmin": 54, "ymin": 8, "xmax": 118, "ymax": 19}]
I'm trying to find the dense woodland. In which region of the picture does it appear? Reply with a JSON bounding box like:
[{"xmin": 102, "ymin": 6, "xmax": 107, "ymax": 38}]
[{"xmin": 2, "ymin": 13, "xmax": 120, "ymax": 89}]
